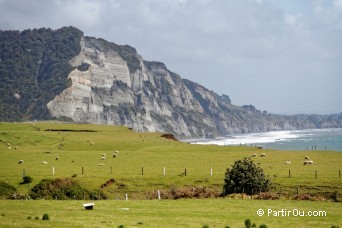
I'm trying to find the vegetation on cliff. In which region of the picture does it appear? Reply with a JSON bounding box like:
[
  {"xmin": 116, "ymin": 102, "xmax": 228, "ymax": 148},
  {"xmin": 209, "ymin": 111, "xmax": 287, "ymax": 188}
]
[{"xmin": 0, "ymin": 26, "xmax": 83, "ymax": 121}]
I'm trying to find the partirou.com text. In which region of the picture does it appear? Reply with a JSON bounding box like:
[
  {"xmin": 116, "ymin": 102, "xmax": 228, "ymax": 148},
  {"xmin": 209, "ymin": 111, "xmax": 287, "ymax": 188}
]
[{"xmin": 256, "ymin": 208, "xmax": 327, "ymax": 217}]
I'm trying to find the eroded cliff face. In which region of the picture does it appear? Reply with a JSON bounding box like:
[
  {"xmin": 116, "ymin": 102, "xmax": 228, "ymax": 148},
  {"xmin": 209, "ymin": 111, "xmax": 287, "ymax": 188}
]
[{"xmin": 47, "ymin": 36, "xmax": 342, "ymax": 139}]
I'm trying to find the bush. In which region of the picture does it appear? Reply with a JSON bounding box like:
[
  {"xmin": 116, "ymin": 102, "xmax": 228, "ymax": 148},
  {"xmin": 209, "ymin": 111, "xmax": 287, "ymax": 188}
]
[
  {"xmin": 223, "ymin": 158, "xmax": 271, "ymax": 195},
  {"xmin": 0, "ymin": 181, "xmax": 16, "ymax": 199},
  {"xmin": 23, "ymin": 176, "xmax": 33, "ymax": 184},
  {"xmin": 42, "ymin": 213, "xmax": 49, "ymax": 220},
  {"xmin": 29, "ymin": 178, "xmax": 107, "ymax": 200},
  {"xmin": 259, "ymin": 225, "xmax": 268, "ymax": 228},
  {"xmin": 245, "ymin": 219, "xmax": 251, "ymax": 228}
]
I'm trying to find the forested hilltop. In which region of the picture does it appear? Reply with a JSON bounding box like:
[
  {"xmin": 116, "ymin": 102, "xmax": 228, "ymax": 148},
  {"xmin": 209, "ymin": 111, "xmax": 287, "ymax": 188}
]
[
  {"xmin": 0, "ymin": 26, "xmax": 83, "ymax": 120},
  {"xmin": 0, "ymin": 26, "xmax": 341, "ymax": 138}
]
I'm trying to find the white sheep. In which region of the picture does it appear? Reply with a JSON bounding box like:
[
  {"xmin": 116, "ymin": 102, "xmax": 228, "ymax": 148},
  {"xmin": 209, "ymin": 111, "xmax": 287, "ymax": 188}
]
[
  {"xmin": 18, "ymin": 160, "xmax": 24, "ymax": 164},
  {"xmin": 305, "ymin": 156, "xmax": 310, "ymax": 160},
  {"xmin": 260, "ymin": 153, "xmax": 266, "ymax": 157},
  {"xmin": 42, "ymin": 161, "xmax": 48, "ymax": 165},
  {"xmin": 303, "ymin": 160, "xmax": 314, "ymax": 165},
  {"xmin": 90, "ymin": 142, "xmax": 94, "ymax": 145},
  {"xmin": 56, "ymin": 156, "xmax": 59, "ymax": 160},
  {"xmin": 6, "ymin": 143, "xmax": 11, "ymax": 147},
  {"xmin": 101, "ymin": 156, "xmax": 106, "ymax": 160},
  {"xmin": 87, "ymin": 139, "xmax": 90, "ymax": 142},
  {"xmin": 14, "ymin": 147, "xmax": 18, "ymax": 150},
  {"xmin": 284, "ymin": 161, "xmax": 291, "ymax": 164},
  {"xmin": 251, "ymin": 153, "xmax": 257, "ymax": 157},
  {"xmin": 97, "ymin": 163, "xmax": 104, "ymax": 166},
  {"xmin": 102, "ymin": 153, "xmax": 106, "ymax": 157},
  {"xmin": 115, "ymin": 150, "xmax": 119, "ymax": 154}
]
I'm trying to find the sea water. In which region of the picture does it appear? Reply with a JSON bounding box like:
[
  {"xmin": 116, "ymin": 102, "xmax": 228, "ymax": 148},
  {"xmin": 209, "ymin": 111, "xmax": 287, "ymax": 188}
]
[{"xmin": 192, "ymin": 128, "xmax": 342, "ymax": 151}]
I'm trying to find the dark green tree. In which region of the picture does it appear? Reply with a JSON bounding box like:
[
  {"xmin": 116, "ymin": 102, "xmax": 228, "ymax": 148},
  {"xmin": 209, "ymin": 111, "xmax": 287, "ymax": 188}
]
[{"xmin": 223, "ymin": 158, "xmax": 271, "ymax": 195}]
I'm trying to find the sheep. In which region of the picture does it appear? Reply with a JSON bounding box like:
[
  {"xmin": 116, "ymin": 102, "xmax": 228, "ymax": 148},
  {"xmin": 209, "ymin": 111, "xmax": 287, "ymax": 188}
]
[
  {"xmin": 303, "ymin": 160, "xmax": 314, "ymax": 165},
  {"xmin": 14, "ymin": 146, "xmax": 18, "ymax": 150},
  {"xmin": 305, "ymin": 156, "xmax": 310, "ymax": 160},
  {"xmin": 284, "ymin": 161, "xmax": 291, "ymax": 164},
  {"xmin": 97, "ymin": 163, "xmax": 104, "ymax": 166},
  {"xmin": 87, "ymin": 139, "xmax": 90, "ymax": 142},
  {"xmin": 112, "ymin": 154, "xmax": 117, "ymax": 158},
  {"xmin": 115, "ymin": 150, "xmax": 119, "ymax": 154},
  {"xmin": 90, "ymin": 142, "xmax": 94, "ymax": 145},
  {"xmin": 251, "ymin": 153, "xmax": 257, "ymax": 157},
  {"xmin": 260, "ymin": 153, "xmax": 266, "ymax": 157},
  {"xmin": 101, "ymin": 156, "xmax": 106, "ymax": 160},
  {"xmin": 8, "ymin": 147, "xmax": 11, "ymax": 149},
  {"xmin": 42, "ymin": 161, "xmax": 48, "ymax": 165},
  {"xmin": 102, "ymin": 153, "xmax": 106, "ymax": 157},
  {"xmin": 6, "ymin": 143, "xmax": 11, "ymax": 147},
  {"xmin": 18, "ymin": 160, "xmax": 24, "ymax": 164},
  {"xmin": 56, "ymin": 156, "xmax": 59, "ymax": 160}
]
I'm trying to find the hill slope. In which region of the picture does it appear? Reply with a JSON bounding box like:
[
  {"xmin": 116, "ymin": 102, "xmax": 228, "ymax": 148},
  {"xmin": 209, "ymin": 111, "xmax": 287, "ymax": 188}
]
[{"xmin": 0, "ymin": 27, "xmax": 341, "ymax": 138}]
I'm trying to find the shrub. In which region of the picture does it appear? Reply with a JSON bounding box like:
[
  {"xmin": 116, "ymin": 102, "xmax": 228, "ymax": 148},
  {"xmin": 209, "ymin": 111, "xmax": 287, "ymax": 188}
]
[
  {"xmin": 35, "ymin": 216, "xmax": 39, "ymax": 220},
  {"xmin": 259, "ymin": 225, "xmax": 268, "ymax": 228},
  {"xmin": 118, "ymin": 225, "xmax": 125, "ymax": 228},
  {"xmin": 245, "ymin": 219, "xmax": 251, "ymax": 228},
  {"xmin": 29, "ymin": 178, "xmax": 107, "ymax": 200},
  {"xmin": 203, "ymin": 225, "xmax": 209, "ymax": 228},
  {"xmin": 42, "ymin": 213, "xmax": 49, "ymax": 220},
  {"xmin": 0, "ymin": 181, "xmax": 16, "ymax": 199},
  {"xmin": 23, "ymin": 176, "xmax": 33, "ymax": 184},
  {"xmin": 223, "ymin": 158, "xmax": 271, "ymax": 195},
  {"xmin": 27, "ymin": 216, "xmax": 32, "ymax": 220}
]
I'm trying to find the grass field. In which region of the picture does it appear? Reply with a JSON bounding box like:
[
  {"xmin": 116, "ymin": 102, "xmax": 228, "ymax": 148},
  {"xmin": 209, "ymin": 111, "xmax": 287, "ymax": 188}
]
[
  {"xmin": 0, "ymin": 122, "xmax": 341, "ymax": 227},
  {"xmin": 0, "ymin": 199, "xmax": 341, "ymax": 227}
]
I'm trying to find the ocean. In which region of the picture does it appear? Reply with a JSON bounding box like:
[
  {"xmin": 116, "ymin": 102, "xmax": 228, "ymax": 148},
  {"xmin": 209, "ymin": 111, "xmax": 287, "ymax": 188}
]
[{"xmin": 191, "ymin": 128, "xmax": 342, "ymax": 151}]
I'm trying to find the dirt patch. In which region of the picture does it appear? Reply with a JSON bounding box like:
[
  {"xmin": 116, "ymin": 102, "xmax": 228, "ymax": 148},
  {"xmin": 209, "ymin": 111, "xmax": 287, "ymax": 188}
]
[{"xmin": 161, "ymin": 133, "xmax": 178, "ymax": 141}]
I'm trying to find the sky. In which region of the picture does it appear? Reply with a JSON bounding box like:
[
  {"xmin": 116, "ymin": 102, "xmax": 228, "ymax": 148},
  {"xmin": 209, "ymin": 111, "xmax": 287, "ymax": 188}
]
[{"xmin": 0, "ymin": 0, "xmax": 341, "ymax": 114}]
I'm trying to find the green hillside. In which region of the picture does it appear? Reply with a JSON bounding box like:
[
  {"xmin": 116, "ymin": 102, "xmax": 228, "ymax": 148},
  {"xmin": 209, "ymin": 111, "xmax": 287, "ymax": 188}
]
[{"xmin": 0, "ymin": 122, "xmax": 341, "ymax": 200}]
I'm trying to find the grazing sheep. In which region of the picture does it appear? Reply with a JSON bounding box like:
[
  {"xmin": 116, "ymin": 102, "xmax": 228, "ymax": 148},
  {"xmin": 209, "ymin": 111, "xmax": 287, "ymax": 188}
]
[
  {"xmin": 101, "ymin": 156, "xmax": 106, "ymax": 160},
  {"xmin": 97, "ymin": 163, "xmax": 104, "ymax": 166},
  {"xmin": 303, "ymin": 160, "xmax": 314, "ymax": 165},
  {"xmin": 87, "ymin": 139, "xmax": 90, "ymax": 142},
  {"xmin": 112, "ymin": 154, "xmax": 117, "ymax": 158},
  {"xmin": 260, "ymin": 153, "xmax": 266, "ymax": 157},
  {"xmin": 6, "ymin": 143, "xmax": 11, "ymax": 147},
  {"xmin": 102, "ymin": 153, "xmax": 106, "ymax": 157},
  {"xmin": 42, "ymin": 161, "xmax": 48, "ymax": 165},
  {"xmin": 14, "ymin": 147, "xmax": 18, "ymax": 150},
  {"xmin": 8, "ymin": 147, "xmax": 11, "ymax": 149},
  {"xmin": 256, "ymin": 146, "xmax": 263, "ymax": 149},
  {"xmin": 284, "ymin": 161, "xmax": 291, "ymax": 164},
  {"xmin": 115, "ymin": 150, "xmax": 119, "ymax": 154},
  {"xmin": 90, "ymin": 142, "xmax": 94, "ymax": 145},
  {"xmin": 305, "ymin": 156, "xmax": 310, "ymax": 160},
  {"xmin": 56, "ymin": 156, "xmax": 59, "ymax": 160},
  {"xmin": 251, "ymin": 153, "xmax": 257, "ymax": 157},
  {"xmin": 18, "ymin": 160, "xmax": 24, "ymax": 164}
]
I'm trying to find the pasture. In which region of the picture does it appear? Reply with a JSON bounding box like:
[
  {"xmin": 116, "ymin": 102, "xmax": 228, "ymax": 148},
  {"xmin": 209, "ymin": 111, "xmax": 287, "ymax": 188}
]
[
  {"xmin": 0, "ymin": 199, "xmax": 341, "ymax": 227},
  {"xmin": 0, "ymin": 122, "xmax": 341, "ymax": 227}
]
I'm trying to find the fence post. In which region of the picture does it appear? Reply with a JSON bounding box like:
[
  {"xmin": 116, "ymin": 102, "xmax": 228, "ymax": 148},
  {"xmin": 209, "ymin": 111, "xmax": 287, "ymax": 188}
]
[
  {"xmin": 163, "ymin": 167, "xmax": 166, "ymax": 176},
  {"xmin": 157, "ymin": 190, "xmax": 161, "ymax": 200},
  {"xmin": 82, "ymin": 166, "xmax": 84, "ymax": 175},
  {"xmin": 288, "ymin": 169, "xmax": 291, "ymax": 178},
  {"xmin": 184, "ymin": 168, "xmax": 187, "ymax": 176},
  {"xmin": 22, "ymin": 169, "xmax": 25, "ymax": 178},
  {"xmin": 110, "ymin": 166, "xmax": 112, "ymax": 174},
  {"xmin": 142, "ymin": 166, "xmax": 144, "ymax": 175},
  {"xmin": 315, "ymin": 170, "xmax": 317, "ymax": 179},
  {"xmin": 52, "ymin": 167, "xmax": 55, "ymax": 175},
  {"xmin": 210, "ymin": 168, "xmax": 213, "ymax": 177},
  {"xmin": 339, "ymin": 170, "xmax": 341, "ymax": 178}
]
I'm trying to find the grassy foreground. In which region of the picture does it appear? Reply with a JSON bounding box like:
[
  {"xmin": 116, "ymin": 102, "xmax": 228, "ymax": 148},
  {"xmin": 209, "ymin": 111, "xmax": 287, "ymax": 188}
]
[
  {"xmin": 0, "ymin": 122, "xmax": 341, "ymax": 227},
  {"xmin": 0, "ymin": 199, "xmax": 341, "ymax": 227}
]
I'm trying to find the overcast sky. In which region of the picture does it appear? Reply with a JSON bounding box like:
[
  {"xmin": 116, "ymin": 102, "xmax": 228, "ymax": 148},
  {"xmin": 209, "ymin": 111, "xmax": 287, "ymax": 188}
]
[{"xmin": 0, "ymin": 0, "xmax": 341, "ymax": 114}]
